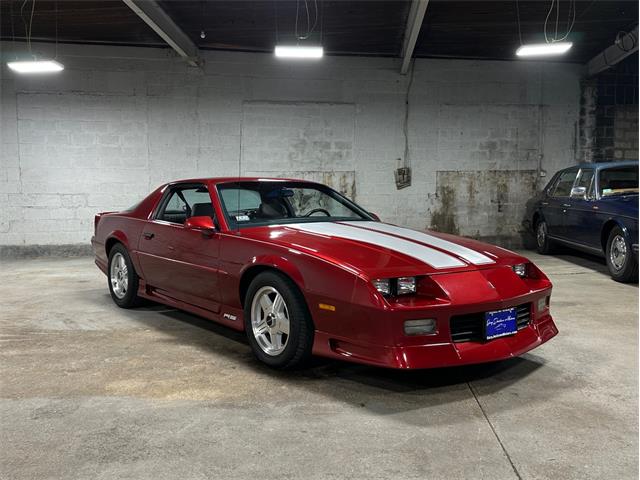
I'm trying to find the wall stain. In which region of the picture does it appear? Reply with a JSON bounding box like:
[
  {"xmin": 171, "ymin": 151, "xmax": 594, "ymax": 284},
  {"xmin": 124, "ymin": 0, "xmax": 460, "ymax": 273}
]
[{"xmin": 429, "ymin": 185, "xmax": 459, "ymax": 235}]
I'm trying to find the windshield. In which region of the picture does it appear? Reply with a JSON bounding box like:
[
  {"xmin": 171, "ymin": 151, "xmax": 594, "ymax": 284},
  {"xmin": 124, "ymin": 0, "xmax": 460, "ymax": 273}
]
[
  {"xmin": 600, "ymin": 167, "xmax": 639, "ymax": 197},
  {"xmin": 217, "ymin": 181, "xmax": 371, "ymax": 228}
]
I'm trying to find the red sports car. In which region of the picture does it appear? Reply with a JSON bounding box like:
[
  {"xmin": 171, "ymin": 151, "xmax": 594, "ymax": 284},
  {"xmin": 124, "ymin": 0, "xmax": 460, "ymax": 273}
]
[{"xmin": 92, "ymin": 178, "xmax": 558, "ymax": 369}]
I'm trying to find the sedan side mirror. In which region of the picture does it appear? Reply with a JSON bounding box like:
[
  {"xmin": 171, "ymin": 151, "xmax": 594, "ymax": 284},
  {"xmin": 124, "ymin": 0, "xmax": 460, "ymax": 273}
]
[
  {"xmin": 570, "ymin": 186, "xmax": 587, "ymax": 199},
  {"xmin": 184, "ymin": 215, "xmax": 216, "ymax": 233}
]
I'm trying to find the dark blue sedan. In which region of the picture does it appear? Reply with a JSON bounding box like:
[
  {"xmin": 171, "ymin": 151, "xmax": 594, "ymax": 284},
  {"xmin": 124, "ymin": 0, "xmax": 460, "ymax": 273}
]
[{"xmin": 525, "ymin": 161, "xmax": 638, "ymax": 282}]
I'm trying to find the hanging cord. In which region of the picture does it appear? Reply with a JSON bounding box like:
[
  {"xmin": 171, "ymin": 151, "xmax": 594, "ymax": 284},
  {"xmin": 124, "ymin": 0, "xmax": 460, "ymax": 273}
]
[
  {"xmin": 274, "ymin": 0, "xmax": 279, "ymax": 44},
  {"xmin": 295, "ymin": 0, "xmax": 318, "ymax": 41},
  {"xmin": 10, "ymin": 0, "xmax": 18, "ymax": 59},
  {"xmin": 515, "ymin": 0, "xmax": 523, "ymax": 45},
  {"xmin": 54, "ymin": 0, "xmax": 58, "ymax": 59}
]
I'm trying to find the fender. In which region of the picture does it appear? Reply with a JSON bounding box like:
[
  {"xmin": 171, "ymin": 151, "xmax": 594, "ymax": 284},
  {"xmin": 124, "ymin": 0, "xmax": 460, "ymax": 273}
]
[
  {"xmin": 241, "ymin": 254, "xmax": 306, "ymax": 291},
  {"xmin": 105, "ymin": 229, "xmax": 145, "ymax": 278}
]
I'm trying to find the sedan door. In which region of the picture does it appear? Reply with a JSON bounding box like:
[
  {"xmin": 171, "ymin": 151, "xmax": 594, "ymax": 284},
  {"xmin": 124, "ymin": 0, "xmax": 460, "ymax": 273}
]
[
  {"xmin": 563, "ymin": 168, "xmax": 601, "ymax": 249},
  {"xmin": 137, "ymin": 183, "xmax": 222, "ymax": 313},
  {"xmin": 544, "ymin": 168, "xmax": 579, "ymax": 239}
]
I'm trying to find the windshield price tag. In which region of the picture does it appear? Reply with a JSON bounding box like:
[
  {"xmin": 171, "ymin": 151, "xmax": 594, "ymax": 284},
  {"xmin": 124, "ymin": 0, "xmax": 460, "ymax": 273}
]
[{"xmin": 235, "ymin": 215, "xmax": 250, "ymax": 222}]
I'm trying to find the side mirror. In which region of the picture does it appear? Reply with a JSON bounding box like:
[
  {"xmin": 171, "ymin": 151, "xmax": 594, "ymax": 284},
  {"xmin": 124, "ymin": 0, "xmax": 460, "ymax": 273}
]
[
  {"xmin": 368, "ymin": 212, "xmax": 381, "ymax": 221},
  {"xmin": 570, "ymin": 186, "xmax": 587, "ymax": 199},
  {"xmin": 184, "ymin": 216, "xmax": 216, "ymax": 232}
]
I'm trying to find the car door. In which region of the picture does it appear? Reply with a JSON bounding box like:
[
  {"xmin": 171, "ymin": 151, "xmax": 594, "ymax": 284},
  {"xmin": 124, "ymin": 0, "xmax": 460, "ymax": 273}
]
[
  {"xmin": 137, "ymin": 183, "xmax": 222, "ymax": 313},
  {"xmin": 544, "ymin": 168, "xmax": 579, "ymax": 239},
  {"xmin": 564, "ymin": 168, "xmax": 601, "ymax": 249}
]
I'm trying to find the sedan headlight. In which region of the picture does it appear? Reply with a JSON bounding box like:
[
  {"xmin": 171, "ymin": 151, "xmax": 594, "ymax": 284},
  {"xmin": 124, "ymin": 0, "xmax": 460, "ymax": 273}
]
[
  {"xmin": 373, "ymin": 277, "xmax": 417, "ymax": 296},
  {"xmin": 512, "ymin": 263, "xmax": 527, "ymax": 278}
]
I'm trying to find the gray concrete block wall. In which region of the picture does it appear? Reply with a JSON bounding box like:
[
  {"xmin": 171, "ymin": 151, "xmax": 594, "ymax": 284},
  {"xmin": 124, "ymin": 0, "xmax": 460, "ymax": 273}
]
[{"xmin": 0, "ymin": 42, "xmax": 583, "ymax": 251}]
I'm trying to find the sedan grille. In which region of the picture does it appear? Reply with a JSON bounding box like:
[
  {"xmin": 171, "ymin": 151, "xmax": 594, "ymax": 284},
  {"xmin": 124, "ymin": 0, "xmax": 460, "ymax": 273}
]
[{"xmin": 450, "ymin": 303, "xmax": 531, "ymax": 343}]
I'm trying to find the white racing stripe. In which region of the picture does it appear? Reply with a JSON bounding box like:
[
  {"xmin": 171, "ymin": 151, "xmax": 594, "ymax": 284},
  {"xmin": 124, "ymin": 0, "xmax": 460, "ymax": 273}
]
[
  {"xmin": 285, "ymin": 223, "xmax": 465, "ymax": 269},
  {"xmin": 342, "ymin": 221, "xmax": 495, "ymax": 265}
]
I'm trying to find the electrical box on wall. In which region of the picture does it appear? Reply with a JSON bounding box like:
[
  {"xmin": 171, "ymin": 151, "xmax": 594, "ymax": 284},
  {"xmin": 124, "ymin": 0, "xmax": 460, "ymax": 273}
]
[{"xmin": 395, "ymin": 166, "xmax": 412, "ymax": 189}]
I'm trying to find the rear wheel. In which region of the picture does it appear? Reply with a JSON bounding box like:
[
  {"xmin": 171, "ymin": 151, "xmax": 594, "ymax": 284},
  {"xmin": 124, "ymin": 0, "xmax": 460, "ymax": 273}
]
[
  {"xmin": 244, "ymin": 271, "xmax": 314, "ymax": 369},
  {"xmin": 108, "ymin": 244, "xmax": 142, "ymax": 308},
  {"xmin": 535, "ymin": 219, "xmax": 554, "ymax": 254},
  {"xmin": 606, "ymin": 227, "xmax": 638, "ymax": 283}
]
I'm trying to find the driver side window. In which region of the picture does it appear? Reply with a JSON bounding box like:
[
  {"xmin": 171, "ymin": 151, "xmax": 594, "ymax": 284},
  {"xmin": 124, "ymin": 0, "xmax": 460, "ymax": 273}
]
[{"xmin": 157, "ymin": 185, "xmax": 213, "ymax": 224}]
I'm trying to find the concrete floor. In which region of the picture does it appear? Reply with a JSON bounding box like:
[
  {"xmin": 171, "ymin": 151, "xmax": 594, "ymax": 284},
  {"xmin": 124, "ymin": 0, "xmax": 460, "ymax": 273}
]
[{"xmin": 1, "ymin": 251, "xmax": 637, "ymax": 480}]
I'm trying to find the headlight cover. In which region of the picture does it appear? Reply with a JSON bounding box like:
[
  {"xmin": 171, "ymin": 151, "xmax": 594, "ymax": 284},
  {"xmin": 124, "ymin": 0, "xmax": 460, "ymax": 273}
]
[{"xmin": 373, "ymin": 277, "xmax": 417, "ymax": 296}]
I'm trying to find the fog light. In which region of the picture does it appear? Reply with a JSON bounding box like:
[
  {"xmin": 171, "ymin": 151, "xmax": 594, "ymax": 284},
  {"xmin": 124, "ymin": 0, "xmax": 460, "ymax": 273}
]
[
  {"xmin": 512, "ymin": 263, "xmax": 527, "ymax": 277},
  {"xmin": 404, "ymin": 319, "xmax": 437, "ymax": 336},
  {"xmin": 372, "ymin": 278, "xmax": 391, "ymax": 296},
  {"xmin": 537, "ymin": 296, "xmax": 549, "ymax": 312}
]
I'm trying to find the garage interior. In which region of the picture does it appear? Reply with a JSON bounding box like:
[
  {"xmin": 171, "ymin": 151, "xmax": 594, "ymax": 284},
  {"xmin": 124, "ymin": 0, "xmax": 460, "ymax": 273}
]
[{"xmin": 0, "ymin": 1, "xmax": 638, "ymax": 479}]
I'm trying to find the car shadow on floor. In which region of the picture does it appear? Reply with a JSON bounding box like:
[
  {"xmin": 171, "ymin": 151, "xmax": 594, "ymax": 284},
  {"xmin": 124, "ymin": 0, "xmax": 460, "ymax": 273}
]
[{"xmin": 116, "ymin": 296, "xmax": 558, "ymax": 418}]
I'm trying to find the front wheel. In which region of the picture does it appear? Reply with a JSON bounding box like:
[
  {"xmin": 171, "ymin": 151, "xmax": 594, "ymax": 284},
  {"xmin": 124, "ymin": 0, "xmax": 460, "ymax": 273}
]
[
  {"xmin": 108, "ymin": 244, "xmax": 142, "ymax": 308},
  {"xmin": 244, "ymin": 271, "xmax": 314, "ymax": 369},
  {"xmin": 606, "ymin": 227, "xmax": 638, "ymax": 283}
]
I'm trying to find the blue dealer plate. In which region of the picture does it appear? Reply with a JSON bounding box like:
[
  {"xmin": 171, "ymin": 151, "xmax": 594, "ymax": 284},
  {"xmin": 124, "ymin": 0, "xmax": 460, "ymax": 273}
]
[{"xmin": 485, "ymin": 307, "xmax": 518, "ymax": 340}]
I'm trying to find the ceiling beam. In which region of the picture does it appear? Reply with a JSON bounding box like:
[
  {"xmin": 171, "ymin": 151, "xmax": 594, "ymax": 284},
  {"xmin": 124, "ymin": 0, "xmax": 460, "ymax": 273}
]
[
  {"xmin": 400, "ymin": 0, "xmax": 429, "ymax": 74},
  {"xmin": 587, "ymin": 26, "xmax": 638, "ymax": 77},
  {"xmin": 122, "ymin": 0, "xmax": 201, "ymax": 67}
]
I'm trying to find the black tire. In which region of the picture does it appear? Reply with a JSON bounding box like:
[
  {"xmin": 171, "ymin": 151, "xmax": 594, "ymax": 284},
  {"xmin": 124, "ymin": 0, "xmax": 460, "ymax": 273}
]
[
  {"xmin": 107, "ymin": 243, "xmax": 142, "ymax": 308},
  {"xmin": 243, "ymin": 271, "xmax": 314, "ymax": 369},
  {"xmin": 605, "ymin": 227, "xmax": 638, "ymax": 283},
  {"xmin": 535, "ymin": 219, "xmax": 554, "ymax": 254}
]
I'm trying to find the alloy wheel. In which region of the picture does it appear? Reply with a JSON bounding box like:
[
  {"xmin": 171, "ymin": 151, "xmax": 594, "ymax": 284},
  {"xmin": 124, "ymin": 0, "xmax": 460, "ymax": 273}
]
[{"xmin": 250, "ymin": 286, "xmax": 290, "ymax": 356}]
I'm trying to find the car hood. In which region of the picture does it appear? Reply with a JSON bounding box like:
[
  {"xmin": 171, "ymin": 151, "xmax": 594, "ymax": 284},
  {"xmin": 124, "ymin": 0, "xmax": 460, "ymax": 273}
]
[{"xmin": 237, "ymin": 221, "xmax": 527, "ymax": 278}]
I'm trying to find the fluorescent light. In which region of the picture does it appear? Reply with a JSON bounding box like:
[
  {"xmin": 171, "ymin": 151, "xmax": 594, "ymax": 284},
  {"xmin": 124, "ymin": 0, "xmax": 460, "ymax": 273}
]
[
  {"xmin": 7, "ymin": 60, "xmax": 64, "ymax": 73},
  {"xmin": 275, "ymin": 45, "xmax": 323, "ymax": 59},
  {"xmin": 516, "ymin": 42, "xmax": 573, "ymax": 57}
]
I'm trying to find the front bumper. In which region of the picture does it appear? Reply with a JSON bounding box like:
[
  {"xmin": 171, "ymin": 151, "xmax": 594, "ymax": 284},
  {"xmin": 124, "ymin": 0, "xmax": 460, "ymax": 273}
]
[{"xmin": 313, "ymin": 313, "xmax": 557, "ymax": 369}]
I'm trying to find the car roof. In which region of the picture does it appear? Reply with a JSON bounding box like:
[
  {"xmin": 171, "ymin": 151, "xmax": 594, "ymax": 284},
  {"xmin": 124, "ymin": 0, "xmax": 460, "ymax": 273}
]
[
  {"xmin": 166, "ymin": 177, "xmax": 318, "ymax": 186},
  {"xmin": 570, "ymin": 160, "xmax": 638, "ymax": 170}
]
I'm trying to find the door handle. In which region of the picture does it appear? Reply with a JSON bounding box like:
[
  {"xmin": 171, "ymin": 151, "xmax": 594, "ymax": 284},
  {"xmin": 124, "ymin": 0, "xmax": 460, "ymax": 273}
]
[
  {"xmin": 541, "ymin": 201, "xmax": 549, "ymax": 206},
  {"xmin": 562, "ymin": 203, "xmax": 571, "ymax": 208},
  {"xmin": 143, "ymin": 232, "xmax": 155, "ymax": 240}
]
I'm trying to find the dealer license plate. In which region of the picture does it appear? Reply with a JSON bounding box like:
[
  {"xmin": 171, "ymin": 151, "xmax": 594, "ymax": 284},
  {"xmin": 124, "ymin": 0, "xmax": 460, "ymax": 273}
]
[{"xmin": 485, "ymin": 307, "xmax": 517, "ymax": 340}]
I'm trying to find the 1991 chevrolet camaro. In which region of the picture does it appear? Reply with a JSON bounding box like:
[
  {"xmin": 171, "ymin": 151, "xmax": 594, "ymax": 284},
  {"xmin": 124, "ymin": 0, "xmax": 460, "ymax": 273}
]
[{"xmin": 92, "ymin": 178, "xmax": 558, "ymax": 369}]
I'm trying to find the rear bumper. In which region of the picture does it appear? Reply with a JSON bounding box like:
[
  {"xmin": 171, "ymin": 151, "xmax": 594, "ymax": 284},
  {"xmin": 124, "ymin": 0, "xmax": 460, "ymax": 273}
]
[{"xmin": 313, "ymin": 312, "xmax": 558, "ymax": 369}]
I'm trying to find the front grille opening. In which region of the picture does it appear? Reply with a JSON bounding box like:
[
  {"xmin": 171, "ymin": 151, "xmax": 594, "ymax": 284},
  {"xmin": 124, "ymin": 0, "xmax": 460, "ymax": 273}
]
[{"xmin": 450, "ymin": 303, "xmax": 531, "ymax": 343}]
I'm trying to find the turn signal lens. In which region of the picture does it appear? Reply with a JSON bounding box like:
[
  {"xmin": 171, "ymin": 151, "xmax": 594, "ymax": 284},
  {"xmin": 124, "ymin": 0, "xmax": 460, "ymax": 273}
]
[
  {"xmin": 397, "ymin": 277, "xmax": 417, "ymax": 295},
  {"xmin": 372, "ymin": 278, "xmax": 391, "ymax": 296},
  {"xmin": 512, "ymin": 263, "xmax": 527, "ymax": 277},
  {"xmin": 404, "ymin": 319, "xmax": 437, "ymax": 336},
  {"xmin": 537, "ymin": 296, "xmax": 550, "ymax": 312}
]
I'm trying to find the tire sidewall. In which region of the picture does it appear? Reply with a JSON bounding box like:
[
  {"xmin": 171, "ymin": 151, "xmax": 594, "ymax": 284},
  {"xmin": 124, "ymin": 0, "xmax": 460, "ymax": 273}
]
[
  {"xmin": 535, "ymin": 219, "xmax": 551, "ymax": 254},
  {"xmin": 606, "ymin": 227, "xmax": 636, "ymax": 282},
  {"xmin": 107, "ymin": 244, "xmax": 139, "ymax": 307},
  {"xmin": 243, "ymin": 271, "xmax": 312, "ymax": 368}
]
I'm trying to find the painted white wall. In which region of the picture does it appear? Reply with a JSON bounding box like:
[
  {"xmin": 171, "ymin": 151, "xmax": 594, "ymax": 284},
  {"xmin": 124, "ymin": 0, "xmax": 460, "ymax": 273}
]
[{"xmin": 0, "ymin": 42, "xmax": 583, "ymax": 248}]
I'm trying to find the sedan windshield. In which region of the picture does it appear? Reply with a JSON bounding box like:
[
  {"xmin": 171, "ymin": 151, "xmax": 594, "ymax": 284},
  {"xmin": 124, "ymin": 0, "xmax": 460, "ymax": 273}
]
[
  {"xmin": 600, "ymin": 167, "xmax": 639, "ymax": 197},
  {"xmin": 217, "ymin": 181, "xmax": 371, "ymax": 228}
]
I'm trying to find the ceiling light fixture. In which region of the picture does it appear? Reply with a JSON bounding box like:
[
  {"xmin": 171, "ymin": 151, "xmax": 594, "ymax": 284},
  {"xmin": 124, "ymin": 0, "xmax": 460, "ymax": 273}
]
[
  {"xmin": 274, "ymin": 45, "xmax": 323, "ymax": 59},
  {"xmin": 515, "ymin": 42, "xmax": 573, "ymax": 57},
  {"xmin": 7, "ymin": 59, "xmax": 64, "ymax": 73}
]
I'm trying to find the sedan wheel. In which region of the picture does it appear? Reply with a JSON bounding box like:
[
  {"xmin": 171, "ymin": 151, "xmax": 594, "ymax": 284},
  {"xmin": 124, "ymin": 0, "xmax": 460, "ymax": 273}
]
[
  {"xmin": 251, "ymin": 286, "xmax": 290, "ymax": 356},
  {"xmin": 535, "ymin": 220, "xmax": 553, "ymax": 254},
  {"xmin": 244, "ymin": 271, "xmax": 314, "ymax": 369},
  {"xmin": 606, "ymin": 227, "xmax": 638, "ymax": 283},
  {"xmin": 609, "ymin": 235, "xmax": 627, "ymax": 271}
]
